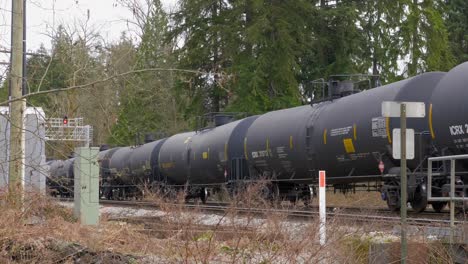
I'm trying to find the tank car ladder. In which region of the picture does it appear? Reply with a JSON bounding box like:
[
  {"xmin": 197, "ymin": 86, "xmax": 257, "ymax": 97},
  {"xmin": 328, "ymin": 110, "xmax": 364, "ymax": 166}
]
[{"xmin": 304, "ymin": 104, "xmax": 325, "ymax": 181}]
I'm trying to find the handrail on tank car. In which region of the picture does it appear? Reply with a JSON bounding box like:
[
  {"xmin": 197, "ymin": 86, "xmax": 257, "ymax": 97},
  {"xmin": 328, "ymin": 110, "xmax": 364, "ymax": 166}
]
[
  {"xmin": 427, "ymin": 154, "xmax": 468, "ymax": 203},
  {"xmin": 329, "ymin": 73, "xmax": 381, "ymax": 90},
  {"xmin": 427, "ymin": 154, "xmax": 468, "ymax": 199},
  {"xmin": 427, "ymin": 154, "xmax": 468, "ymax": 242},
  {"xmin": 306, "ymin": 73, "xmax": 380, "ymax": 104}
]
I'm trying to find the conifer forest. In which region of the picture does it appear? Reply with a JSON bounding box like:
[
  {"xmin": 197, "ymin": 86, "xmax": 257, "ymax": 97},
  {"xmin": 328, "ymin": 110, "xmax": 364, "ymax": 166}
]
[{"xmin": 1, "ymin": 0, "xmax": 467, "ymax": 152}]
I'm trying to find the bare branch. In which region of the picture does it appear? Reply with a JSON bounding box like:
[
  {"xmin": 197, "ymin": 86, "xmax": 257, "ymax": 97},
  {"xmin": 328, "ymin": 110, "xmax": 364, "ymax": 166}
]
[{"xmin": 1, "ymin": 68, "xmax": 233, "ymax": 105}]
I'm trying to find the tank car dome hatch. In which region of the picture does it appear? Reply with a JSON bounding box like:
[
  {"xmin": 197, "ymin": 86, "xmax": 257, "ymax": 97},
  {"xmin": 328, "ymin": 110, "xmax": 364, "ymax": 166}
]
[
  {"xmin": 327, "ymin": 79, "xmax": 366, "ymax": 99},
  {"xmin": 99, "ymin": 144, "xmax": 110, "ymax": 151},
  {"xmin": 337, "ymin": 80, "xmax": 354, "ymax": 96},
  {"xmin": 144, "ymin": 133, "xmax": 155, "ymax": 143},
  {"xmin": 429, "ymin": 62, "xmax": 468, "ymax": 155},
  {"xmin": 214, "ymin": 114, "xmax": 235, "ymax": 127}
]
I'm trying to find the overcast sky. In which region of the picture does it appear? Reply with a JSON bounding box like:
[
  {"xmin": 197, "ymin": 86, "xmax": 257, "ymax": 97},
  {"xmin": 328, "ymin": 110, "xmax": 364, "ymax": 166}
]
[{"xmin": 0, "ymin": 0, "xmax": 177, "ymax": 78}]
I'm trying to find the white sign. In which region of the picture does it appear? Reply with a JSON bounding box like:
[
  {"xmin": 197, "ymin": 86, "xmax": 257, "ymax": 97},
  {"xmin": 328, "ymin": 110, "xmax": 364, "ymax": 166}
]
[
  {"xmin": 382, "ymin": 101, "xmax": 425, "ymax": 118},
  {"xmin": 392, "ymin": 129, "xmax": 415, "ymax": 160}
]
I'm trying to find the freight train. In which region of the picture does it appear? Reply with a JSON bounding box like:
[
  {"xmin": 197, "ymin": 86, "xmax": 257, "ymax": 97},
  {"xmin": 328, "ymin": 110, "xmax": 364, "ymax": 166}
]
[{"xmin": 47, "ymin": 62, "xmax": 468, "ymax": 213}]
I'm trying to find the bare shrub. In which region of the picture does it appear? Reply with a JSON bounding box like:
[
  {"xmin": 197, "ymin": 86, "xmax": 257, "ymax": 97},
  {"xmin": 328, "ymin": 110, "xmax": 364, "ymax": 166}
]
[{"xmin": 0, "ymin": 187, "xmax": 462, "ymax": 263}]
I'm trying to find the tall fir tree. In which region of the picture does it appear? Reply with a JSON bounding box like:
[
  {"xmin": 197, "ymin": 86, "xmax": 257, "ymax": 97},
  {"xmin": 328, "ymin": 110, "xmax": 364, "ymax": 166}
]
[
  {"xmin": 110, "ymin": 0, "xmax": 187, "ymax": 145},
  {"xmin": 228, "ymin": 0, "xmax": 313, "ymax": 113},
  {"xmin": 445, "ymin": 0, "xmax": 468, "ymax": 64},
  {"xmin": 401, "ymin": 0, "xmax": 454, "ymax": 76},
  {"xmin": 169, "ymin": 0, "xmax": 232, "ymax": 117},
  {"xmin": 356, "ymin": 0, "xmax": 403, "ymax": 83}
]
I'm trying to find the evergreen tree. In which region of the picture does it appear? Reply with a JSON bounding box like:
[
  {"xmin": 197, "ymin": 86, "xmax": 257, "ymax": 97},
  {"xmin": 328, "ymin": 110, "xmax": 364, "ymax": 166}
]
[
  {"xmin": 228, "ymin": 0, "xmax": 313, "ymax": 113},
  {"xmin": 169, "ymin": 0, "xmax": 232, "ymax": 117},
  {"xmin": 401, "ymin": 0, "xmax": 454, "ymax": 75},
  {"xmin": 296, "ymin": 0, "xmax": 365, "ymax": 101},
  {"xmin": 445, "ymin": 0, "xmax": 468, "ymax": 64},
  {"xmin": 356, "ymin": 0, "xmax": 403, "ymax": 82},
  {"xmin": 110, "ymin": 0, "xmax": 187, "ymax": 145}
]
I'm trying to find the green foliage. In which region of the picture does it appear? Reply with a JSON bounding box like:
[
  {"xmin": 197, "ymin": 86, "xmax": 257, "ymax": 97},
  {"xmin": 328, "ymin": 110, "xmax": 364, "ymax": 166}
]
[
  {"xmin": 356, "ymin": 0, "xmax": 403, "ymax": 82},
  {"xmin": 3, "ymin": 0, "xmax": 466, "ymax": 147},
  {"xmin": 24, "ymin": 45, "xmax": 53, "ymax": 108},
  {"xmin": 228, "ymin": 0, "xmax": 312, "ymax": 113},
  {"xmin": 401, "ymin": 0, "xmax": 455, "ymax": 75},
  {"xmin": 109, "ymin": 1, "xmax": 188, "ymax": 145},
  {"xmin": 0, "ymin": 77, "xmax": 9, "ymax": 103},
  {"xmin": 445, "ymin": 0, "xmax": 468, "ymax": 64},
  {"xmin": 169, "ymin": 0, "xmax": 233, "ymax": 116},
  {"xmin": 307, "ymin": 2, "xmax": 363, "ymax": 78}
]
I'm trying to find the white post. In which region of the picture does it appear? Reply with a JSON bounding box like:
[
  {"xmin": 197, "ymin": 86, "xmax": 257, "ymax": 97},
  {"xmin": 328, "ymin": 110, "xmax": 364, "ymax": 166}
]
[{"xmin": 319, "ymin": 170, "xmax": 326, "ymax": 246}]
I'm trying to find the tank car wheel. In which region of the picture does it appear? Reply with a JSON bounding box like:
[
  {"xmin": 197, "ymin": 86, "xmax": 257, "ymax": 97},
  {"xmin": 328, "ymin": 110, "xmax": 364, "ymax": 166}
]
[
  {"xmin": 302, "ymin": 195, "xmax": 312, "ymax": 207},
  {"xmin": 302, "ymin": 185, "xmax": 314, "ymax": 207},
  {"xmin": 200, "ymin": 188, "xmax": 208, "ymax": 204},
  {"xmin": 431, "ymin": 202, "xmax": 447, "ymax": 213},
  {"xmin": 410, "ymin": 183, "xmax": 428, "ymax": 213},
  {"xmin": 386, "ymin": 199, "xmax": 400, "ymax": 212},
  {"xmin": 260, "ymin": 183, "xmax": 279, "ymax": 201},
  {"xmin": 383, "ymin": 183, "xmax": 400, "ymax": 212}
]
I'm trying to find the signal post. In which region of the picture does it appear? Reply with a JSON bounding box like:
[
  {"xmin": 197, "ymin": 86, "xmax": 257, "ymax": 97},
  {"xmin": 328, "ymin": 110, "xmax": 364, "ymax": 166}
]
[{"xmin": 382, "ymin": 101, "xmax": 425, "ymax": 264}]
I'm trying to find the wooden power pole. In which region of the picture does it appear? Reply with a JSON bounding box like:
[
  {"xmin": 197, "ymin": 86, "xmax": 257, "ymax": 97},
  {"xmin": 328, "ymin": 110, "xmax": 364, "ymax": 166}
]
[{"xmin": 9, "ymin": 0, "xmax": 26, "ymax": 205}]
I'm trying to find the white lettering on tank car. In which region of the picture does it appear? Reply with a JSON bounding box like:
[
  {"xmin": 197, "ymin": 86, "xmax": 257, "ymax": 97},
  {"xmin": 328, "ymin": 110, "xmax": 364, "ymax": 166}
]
[
  {"xmin": 276, "ymin": 146, "xmax": 288, "ymax": 159},
  {"xmin": 371, "ymin": 117, "xmax": 387, "ymax": 138},
  {"xmin": 449, "ymin": 124, "xmax": 468, "ymax": 136},
  {"xmin": 251, "ymin": 150, "xmax": 270, "ymax": 158},
  {"xmin": 330, "ymin": 126, "xmax": 352, "ymax": 136}
]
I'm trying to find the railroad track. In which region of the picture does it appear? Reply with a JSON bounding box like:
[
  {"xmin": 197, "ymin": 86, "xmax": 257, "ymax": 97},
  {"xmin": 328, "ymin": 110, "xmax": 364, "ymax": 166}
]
[{"xmin": 56, "ymin": 198, "xmax": 466, "ymax": 226}]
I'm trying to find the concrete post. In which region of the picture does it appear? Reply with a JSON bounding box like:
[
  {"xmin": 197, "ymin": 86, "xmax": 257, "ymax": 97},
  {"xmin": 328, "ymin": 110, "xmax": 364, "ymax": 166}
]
[{"xmin": 74, "ymin": 147, "xmax": 99, "ymax": 225}]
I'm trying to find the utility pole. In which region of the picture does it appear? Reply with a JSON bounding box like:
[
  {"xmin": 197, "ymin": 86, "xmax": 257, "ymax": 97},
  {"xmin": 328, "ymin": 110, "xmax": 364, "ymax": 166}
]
[
  {"xmin": 22, "ymin": 0, "xmax": 27, "ymax": 96},
  {"xmin": 9, "ymin": 0, "xmax": 26, "ymax": 206}
]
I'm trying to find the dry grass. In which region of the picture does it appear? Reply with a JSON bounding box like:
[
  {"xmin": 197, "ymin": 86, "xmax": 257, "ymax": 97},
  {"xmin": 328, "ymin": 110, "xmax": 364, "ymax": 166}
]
[
  {"xmin": 0, "ymin": 187, "xmax": 459, "ymax": 263},
  {"xmin": 310, "ymin": 190, "xmax": 387, "ymax": 208}
]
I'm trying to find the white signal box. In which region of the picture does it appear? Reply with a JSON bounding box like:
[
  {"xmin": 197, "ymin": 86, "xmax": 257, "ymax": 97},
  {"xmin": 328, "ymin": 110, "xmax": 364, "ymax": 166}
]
[
  {"xmin": 392, "ymin": 128, "xmax": 415, "ymax": 160},
  {"xmin": 382, "ymin": 101, "xmax": 425, "ymax": 118}
]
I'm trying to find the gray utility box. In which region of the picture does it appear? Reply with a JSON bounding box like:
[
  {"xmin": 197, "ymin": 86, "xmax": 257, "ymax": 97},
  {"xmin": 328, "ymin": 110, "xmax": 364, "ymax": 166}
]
[
  {"xmin": 0, "ymin": 107, "xmax": 46, "ymax": 194},
  {"xmin": 74, "ymin": 147, "xmax": 100, "ymax": 226}
]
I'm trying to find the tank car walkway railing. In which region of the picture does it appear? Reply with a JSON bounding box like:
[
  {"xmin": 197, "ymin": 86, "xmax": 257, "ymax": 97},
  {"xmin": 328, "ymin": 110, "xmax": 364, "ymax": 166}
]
[{"xmin": 427, "ymin": 154, "xmax": 468, "ymax": 243}]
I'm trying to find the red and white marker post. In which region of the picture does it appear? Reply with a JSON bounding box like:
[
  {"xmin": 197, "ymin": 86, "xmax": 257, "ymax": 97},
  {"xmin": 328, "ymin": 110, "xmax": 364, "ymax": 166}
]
[{"xmin": 319, "ymin": 170, "xmax": 326, "ymax": 246}]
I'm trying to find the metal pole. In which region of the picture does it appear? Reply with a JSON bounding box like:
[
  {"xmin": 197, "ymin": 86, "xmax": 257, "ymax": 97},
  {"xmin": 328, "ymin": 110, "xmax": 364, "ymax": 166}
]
[
  {"xmin": 427, "ymin": 160, "xmax": 432, "ymax": 201},
  {"xmin": 8, "ymin": 0, "xmax": 26, "ymax": 206},
  {"xmin": 450, "ymin": 159, "xmax": 455, "ymax": 243},
  {"xmin": 400, "ymin": 103, "xmax": 407, "ymax": 264}
]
